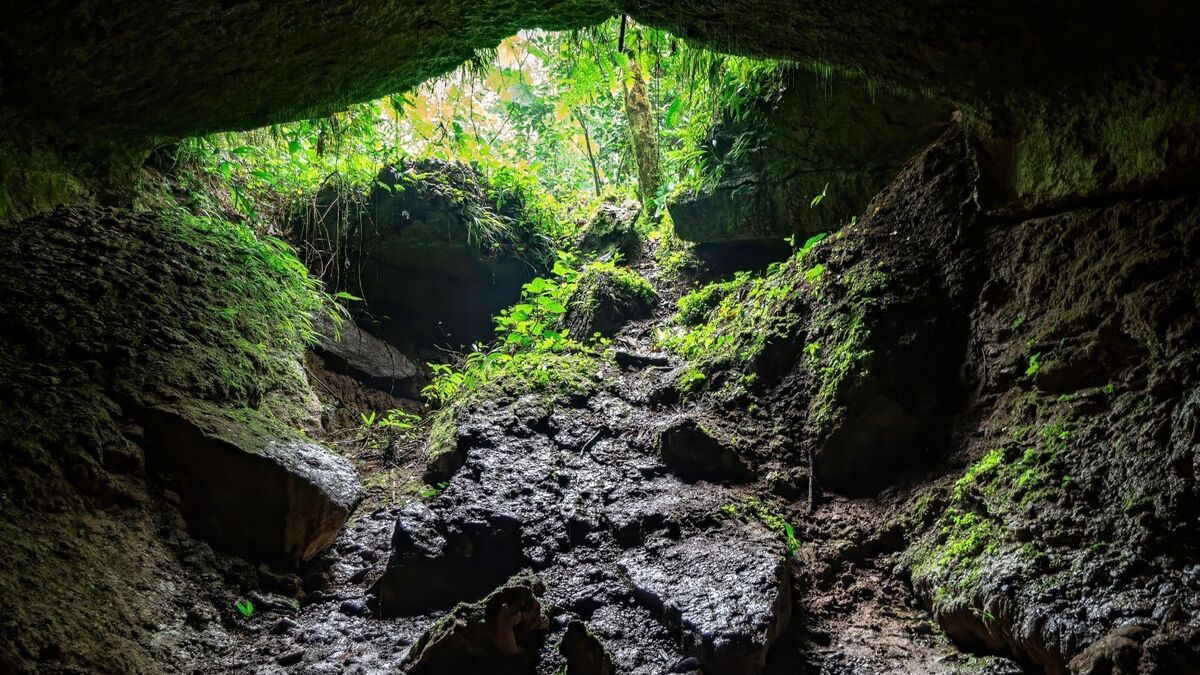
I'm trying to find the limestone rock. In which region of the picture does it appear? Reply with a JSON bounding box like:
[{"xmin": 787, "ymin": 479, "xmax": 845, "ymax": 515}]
[
  {"xmin": 370, "ymin": 501, "xmax": 524, "ymax": 616},
  {"xmin": 559, "ymin": 620, "xmax": 616, "ymax": 675},
  {"xmin": 140, "ymin": 405, "xmax": 361, "ymax": 565}
]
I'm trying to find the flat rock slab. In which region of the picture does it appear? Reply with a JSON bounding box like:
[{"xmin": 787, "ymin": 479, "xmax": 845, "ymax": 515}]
[
  {"xmin": 619, "ymin": 525, "xmax": 791, "ymax": 675},
  {"xmin": 313, "ymin": 313, "xmax": 421, "ymax": 396}
]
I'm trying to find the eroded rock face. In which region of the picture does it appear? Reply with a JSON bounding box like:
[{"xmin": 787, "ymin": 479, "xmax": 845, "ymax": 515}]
[
  {"xmin": 371, "ymin": 390, "xmax": 793, "ymax": 674},
  {"xmin": 301, "ymin": 161, "xmax": 549, "ymax": 350},
  {"xmin": 669, "ymin": 67, "xmax": 952, "ymax": 245}
]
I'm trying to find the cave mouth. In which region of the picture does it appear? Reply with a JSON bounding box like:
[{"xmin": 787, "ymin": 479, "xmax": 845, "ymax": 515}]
[{"xmin": 2, "ymin": 5, "xmax": 1200, "ymax": 675}]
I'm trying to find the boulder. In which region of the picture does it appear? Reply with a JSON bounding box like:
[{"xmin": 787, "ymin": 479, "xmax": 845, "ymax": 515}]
[
  {"xmin": 617, "ymin": 524, "xmax": 792, "ymax": 675},
  {"xmin": 576, "ymin": 198, "xmax": 642, "ymax": 261},
  {"xmin": 139, "ymin": 404, "xmax": 361, "ymax": 565},
  {"xmin": 401, "ymin": 574, "xmax": 549, "ymax": 675},
  {"xmin": 311, "ymin": 313, "xmax": 421, "ymax": 396},
  {"xmin": 370, "ymin": 501, "xmax": 524, "ymax": 616},
  {"xmin": 302, "ymin": 160, "xmax": 551, "ymax": 350},
  {"xmin": 563, "ymin": 265, "xmax": 656, "ymax": 339},
  {"xmin": 669, "ymin": 68, "xmax": 952, "ymax": 245}
]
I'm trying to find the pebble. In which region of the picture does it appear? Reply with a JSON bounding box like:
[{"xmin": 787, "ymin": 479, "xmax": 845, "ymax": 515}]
[
  {"xmin": 339, "ymin": 599, "xmax": 369, "ymax": 617},
  {"xmin": 276, "ymin": 649, "xmax": 305, "ymax": 666}
]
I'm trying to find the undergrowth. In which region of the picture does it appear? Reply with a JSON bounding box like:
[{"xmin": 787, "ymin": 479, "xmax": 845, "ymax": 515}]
[{"xmin": 657, "ymin": 232, "xmax": 827, "ymax": 388}]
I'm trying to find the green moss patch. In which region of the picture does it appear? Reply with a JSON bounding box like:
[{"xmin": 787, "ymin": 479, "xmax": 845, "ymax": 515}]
[{"xmin": 902, "ymin": 422, "xmax": 1073, "ymax": 603}]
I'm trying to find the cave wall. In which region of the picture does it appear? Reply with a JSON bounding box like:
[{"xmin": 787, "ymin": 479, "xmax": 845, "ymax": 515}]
[{"xmin": 3, "ymin": 2, "xmax": 1200, "ymax": 222}]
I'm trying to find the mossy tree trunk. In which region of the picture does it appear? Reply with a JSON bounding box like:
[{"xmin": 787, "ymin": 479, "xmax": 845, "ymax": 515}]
[{"xmin": 623, "ymin": 57, "xmax": 662, "ymax": 209}]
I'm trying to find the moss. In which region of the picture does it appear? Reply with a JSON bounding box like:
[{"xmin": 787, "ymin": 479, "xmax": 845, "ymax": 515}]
[
  {"xmin": 806, "ymin": 307, "xmax": 872, "ymax": 435},
  {"xmin": 659, "ymin": 253, "xmax": 810, "ymax": 377},
  {"xmin": 975, "ymin": 73, "xmax": 1200, "ymax": 211},
  {"xmin": 424, "ymin": 404, "xmax": 461, "ymax": 477},
  {"xmin": 902, "ymin": 422, "xmax": 1074, "ymax": 604},
  {"xmin": 675, "ymin": 280, "xmax": 739, "ymax": 326}
]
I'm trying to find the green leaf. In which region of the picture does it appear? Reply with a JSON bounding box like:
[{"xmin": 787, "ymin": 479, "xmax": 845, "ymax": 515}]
[
  {"xmin": 664, "ymin": 98, "xmax": 683, "ymax": 127},
  {"xmin": 235, "ymin": 599, "xmax": 254, "ymax": 618}
]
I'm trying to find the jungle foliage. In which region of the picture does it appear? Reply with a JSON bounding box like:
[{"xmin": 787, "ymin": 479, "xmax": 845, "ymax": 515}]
[{"xmin": 179, "ymin": 18, "xmax": 784, "ymax": 235}]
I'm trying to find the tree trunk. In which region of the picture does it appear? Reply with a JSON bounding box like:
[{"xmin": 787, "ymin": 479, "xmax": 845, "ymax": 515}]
[
  {"xmin": 622, "ymin": 57, "xmax": 662, "ymax": 209},
  {"xmin": 573, "ymin": 108, "xmax": 603, "ymax": 197}
]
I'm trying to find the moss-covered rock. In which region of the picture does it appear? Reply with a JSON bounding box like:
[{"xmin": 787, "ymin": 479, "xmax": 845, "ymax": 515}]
[
  {"xmin": 563, "ymin": 263, "xmax": 656, "ymax": 339},
  {"xmin": 669, "ymin": 67, "xmax": 952, "ymax": 244},
  {"xmin": 401, "ymin": 574, "xmax": 549, "ymax": 674},
  {"xmin": 575, "ymin": 198, "xmax": 642, "ymax": 261},
  {"xmin": 0, "ymin": 205, "xmax": 360, "ymax": 560},
  {"xmin": 300, "ymin": 159, "xmax": 553, "ymax": 349}
]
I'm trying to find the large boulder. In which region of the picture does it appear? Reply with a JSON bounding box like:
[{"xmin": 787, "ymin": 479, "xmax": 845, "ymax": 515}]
[
  {"xmin": 669, "ymin": 68, "xmax": 952, "ymax": 245},
  {"xmin": 139, "ymin": 403, "xmax": 361, "ymax": 565},
  {"xmin": 575, "ymin": 198, "xmax": 642, "ymax": 261},
  {"xmin": 563, "ymin": 264, "xmax": 657, "ymax": 339},
  {"xmin": 618, "ymin": 525, "xmax": 792, "ymax": 675},
  {"xmin": 301, "ymin": 160, "xmax": 552, "ymax": 350},
  {"xmin": 0, "ymin": 206, "xmax": 363, "ymax": 565}
]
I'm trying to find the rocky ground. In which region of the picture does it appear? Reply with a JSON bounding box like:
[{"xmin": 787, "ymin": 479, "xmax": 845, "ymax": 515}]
[{"xmin": 194, "ymin": 214, "xmax": 1024, "ymax": 674}]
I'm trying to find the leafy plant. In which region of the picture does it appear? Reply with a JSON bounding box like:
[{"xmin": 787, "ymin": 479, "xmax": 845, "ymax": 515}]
[
  {"xmin": 235, "ymin": 599, "xmax": 254, "ymax": 618},
  {"xmin": 720, "ymin": 498, "xmax": 799, "ymax": 557},
  {"xmin": 678, "ymin": 367, "xmax": 707, "ymax": 393},
  {"xmin": 359, "ymin": 409, "xmax": 423, "ymax": 458},
  {"xmin": 420, "ymin": 481, "xmax": 449, "ymax": 499},
  {"xmin": 1025, "ymin": 352, "xmax": 1042, "ymax": 377},
  {"xmin": 809, "ymin": 182, "xmax": 830, "ymax": 209}
]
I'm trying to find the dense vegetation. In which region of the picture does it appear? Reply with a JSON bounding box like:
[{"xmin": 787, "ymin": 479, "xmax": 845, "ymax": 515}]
[{"xmin": 160, "ymin": 19, "xmax": 798, "ymax": 416}]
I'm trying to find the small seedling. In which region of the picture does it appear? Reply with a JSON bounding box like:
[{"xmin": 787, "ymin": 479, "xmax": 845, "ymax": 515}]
[
  {"xmin": 419, "ymin": 482, "xmax": 449, "ymax": 499},
  {"xmin": 809, "ymin": 182, "xmax": 829, "ymax": 208},
  {"xmin": 235, "ymin": 599, "xmax": 254, "ymax": 618},
  {"xmin": 1025, "ymin": 352, "xmax": 1042, "ymax": 377}
]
